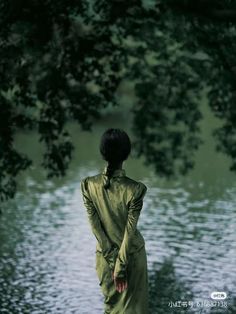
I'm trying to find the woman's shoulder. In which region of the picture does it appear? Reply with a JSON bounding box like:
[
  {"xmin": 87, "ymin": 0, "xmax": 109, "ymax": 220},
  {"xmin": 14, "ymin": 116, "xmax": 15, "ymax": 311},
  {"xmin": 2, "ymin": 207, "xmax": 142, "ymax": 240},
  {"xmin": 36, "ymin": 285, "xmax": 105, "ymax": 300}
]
[
  {"xmin": 81, "ymin": 174, "xmax": 101, "ymax": 188},
  {"xmin": 81, "ymin": 173, "xmax": 147, "ymax": 194},
  {"xmin": 122, "ymin": 176, "xmax": 147, "ymax": 193}
]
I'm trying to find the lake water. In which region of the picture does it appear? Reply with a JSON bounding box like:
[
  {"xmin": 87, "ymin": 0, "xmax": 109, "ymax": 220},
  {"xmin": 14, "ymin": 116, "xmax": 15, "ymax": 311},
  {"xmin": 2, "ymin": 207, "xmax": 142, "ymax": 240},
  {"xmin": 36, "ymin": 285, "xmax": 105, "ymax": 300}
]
[{"xmin": 0, "ymin": 107, "xmax": 236, "ymax": 313}]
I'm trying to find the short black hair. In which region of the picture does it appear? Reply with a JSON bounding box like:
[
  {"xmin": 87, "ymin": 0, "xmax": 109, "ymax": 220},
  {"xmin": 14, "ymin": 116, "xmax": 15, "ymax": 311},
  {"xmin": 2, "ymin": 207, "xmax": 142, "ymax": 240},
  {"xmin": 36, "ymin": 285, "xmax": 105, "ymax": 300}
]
[
  {"xmin": 99, "ymin": 128, "xmax": 131, "ymax": 164},
  {"xmin": 100, "ymin": 128, "xmax": 131, "ymax": 189}
]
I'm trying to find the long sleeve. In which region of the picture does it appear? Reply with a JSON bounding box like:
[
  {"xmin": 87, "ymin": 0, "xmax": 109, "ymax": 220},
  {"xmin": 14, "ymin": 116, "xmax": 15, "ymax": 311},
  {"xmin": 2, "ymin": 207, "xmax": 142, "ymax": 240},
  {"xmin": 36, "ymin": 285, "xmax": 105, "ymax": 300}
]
[
  {"xmin": 81, "ymin": 177, "xmax": 118, "ymax": 271},
  {"xmin": 113, "ymin": 182, "xmax": 147, "ymax": 279}
]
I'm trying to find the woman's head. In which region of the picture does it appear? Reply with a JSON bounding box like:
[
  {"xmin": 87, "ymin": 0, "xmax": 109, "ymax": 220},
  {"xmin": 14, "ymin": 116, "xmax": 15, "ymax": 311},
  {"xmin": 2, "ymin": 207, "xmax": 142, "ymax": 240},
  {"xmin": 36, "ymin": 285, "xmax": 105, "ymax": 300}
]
[
  {"xmin": 100, "ymin": 128, "xmax": 131, "ymax": 188},
  {"xmin": 100, "ymin": 128, "xmax": 131, "ymax": 165}
]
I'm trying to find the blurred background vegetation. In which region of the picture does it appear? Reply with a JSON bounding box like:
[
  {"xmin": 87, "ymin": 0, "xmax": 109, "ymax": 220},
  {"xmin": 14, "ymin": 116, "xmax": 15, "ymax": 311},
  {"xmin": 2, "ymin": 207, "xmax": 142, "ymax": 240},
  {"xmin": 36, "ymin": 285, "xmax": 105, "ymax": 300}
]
[{"xmin": 1, "ymin": 0, "xmax": 236, "ymax": 200}]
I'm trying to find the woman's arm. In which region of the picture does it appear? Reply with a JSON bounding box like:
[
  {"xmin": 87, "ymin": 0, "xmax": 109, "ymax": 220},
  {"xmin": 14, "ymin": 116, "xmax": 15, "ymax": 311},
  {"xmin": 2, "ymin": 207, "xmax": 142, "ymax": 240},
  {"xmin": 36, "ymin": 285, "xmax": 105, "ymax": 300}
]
[
  {"xmin": 81, "ymin": 177, "xmax": 118, "ymax": 271},
  {"xmin": 113, "ymin": 182, "xmax": 147, "ymax": 279}
]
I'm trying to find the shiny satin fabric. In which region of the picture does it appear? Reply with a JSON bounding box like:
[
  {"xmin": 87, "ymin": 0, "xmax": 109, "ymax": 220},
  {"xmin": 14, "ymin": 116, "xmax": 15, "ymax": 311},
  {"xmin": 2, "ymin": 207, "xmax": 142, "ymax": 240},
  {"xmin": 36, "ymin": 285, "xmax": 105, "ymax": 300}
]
[{"xmin": 81, "ymin": 165, "xmax": 149, "ymax": 313}]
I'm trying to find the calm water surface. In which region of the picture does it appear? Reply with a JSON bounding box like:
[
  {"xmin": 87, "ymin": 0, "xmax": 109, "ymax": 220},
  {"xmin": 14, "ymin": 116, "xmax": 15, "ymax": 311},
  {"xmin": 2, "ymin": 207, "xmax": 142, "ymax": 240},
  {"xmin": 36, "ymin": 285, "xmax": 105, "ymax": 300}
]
[{"xmin": 0, "ymin": 111, "xmax": 236, "ymax": 314}]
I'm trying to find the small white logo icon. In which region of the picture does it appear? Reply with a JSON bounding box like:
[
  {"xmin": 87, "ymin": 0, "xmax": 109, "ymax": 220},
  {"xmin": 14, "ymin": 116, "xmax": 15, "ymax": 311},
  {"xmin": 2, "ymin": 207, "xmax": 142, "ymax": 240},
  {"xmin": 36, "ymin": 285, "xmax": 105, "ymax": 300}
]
[{"xmin": 211, "ymin": 292, "xmax": 227, "ymax": 300}]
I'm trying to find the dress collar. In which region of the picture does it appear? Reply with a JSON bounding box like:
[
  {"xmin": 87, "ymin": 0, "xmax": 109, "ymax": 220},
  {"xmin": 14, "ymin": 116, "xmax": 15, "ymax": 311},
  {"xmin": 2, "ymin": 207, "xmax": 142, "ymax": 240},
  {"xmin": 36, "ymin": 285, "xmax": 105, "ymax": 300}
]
[{"xmin": 102, "ymin": 165, "xmax": 126, "ymax": 177}]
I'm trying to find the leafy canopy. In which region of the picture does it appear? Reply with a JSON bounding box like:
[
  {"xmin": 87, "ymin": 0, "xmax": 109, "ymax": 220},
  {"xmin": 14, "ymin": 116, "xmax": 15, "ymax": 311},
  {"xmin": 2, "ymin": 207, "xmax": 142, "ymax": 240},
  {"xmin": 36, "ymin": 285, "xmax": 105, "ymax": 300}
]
[{"xmin": 0, "ymin": 0, "xmax": 236, "ymax": 200}]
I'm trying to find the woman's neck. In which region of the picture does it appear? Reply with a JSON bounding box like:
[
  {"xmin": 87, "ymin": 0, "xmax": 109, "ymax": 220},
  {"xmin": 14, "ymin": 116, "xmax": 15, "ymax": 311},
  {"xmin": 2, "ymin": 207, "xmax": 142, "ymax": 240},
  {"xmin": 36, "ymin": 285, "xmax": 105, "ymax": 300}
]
[{"xmin": 107, "ymin": 161, "xmax": 123, "ymax": 170}]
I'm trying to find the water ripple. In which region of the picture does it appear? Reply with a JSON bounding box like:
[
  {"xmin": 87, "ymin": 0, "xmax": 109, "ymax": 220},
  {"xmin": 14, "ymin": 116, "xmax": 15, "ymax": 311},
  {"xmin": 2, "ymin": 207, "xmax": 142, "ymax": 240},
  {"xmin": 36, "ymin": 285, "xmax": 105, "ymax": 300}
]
[{"xmin": 0, "ymin": 175, "xmax": 235, "ymax": 313}]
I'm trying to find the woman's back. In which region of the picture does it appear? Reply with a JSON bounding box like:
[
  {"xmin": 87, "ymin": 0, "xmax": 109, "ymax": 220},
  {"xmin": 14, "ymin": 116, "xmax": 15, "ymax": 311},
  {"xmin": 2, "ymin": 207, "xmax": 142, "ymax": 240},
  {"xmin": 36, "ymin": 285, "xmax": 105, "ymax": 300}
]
[{"xmin": 82, "ymin": 166, "xmax": 147, "ymax": 254}]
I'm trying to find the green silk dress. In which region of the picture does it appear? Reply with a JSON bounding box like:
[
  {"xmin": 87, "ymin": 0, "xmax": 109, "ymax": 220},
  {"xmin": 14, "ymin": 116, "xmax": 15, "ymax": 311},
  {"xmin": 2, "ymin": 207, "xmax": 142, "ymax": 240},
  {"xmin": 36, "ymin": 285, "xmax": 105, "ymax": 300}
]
[{"xmin": 81, "ymin": 165, "xmax": 149, "ymax": 314}]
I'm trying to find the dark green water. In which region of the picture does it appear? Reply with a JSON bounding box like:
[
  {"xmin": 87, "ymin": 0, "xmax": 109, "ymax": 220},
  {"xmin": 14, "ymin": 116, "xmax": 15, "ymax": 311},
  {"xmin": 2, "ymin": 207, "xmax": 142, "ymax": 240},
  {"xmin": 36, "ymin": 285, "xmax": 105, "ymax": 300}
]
[{"xmin": 0, "ymin": 106, "xmax": 236, "ymax": 313}]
